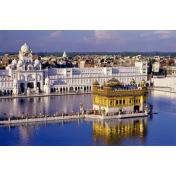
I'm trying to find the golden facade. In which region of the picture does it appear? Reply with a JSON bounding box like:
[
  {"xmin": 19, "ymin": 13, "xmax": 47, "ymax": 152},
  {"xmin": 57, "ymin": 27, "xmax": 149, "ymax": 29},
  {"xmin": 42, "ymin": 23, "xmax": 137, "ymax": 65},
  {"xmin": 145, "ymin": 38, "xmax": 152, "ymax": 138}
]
[{"xmin": 93, "ymin": 78, "xmax": 148, "ymax": 114}]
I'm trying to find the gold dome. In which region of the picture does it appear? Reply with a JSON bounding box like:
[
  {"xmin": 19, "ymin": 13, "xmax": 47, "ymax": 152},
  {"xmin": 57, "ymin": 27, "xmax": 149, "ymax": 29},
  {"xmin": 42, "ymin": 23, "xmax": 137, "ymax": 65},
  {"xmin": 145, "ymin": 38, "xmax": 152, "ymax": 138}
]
[
  {"xmin": 93, "ymin": 80, "xmax": 99, "ymax": 85},
  {"xmin": 105, "ymin": 78, "xmax": 122, "ymax": 87}
]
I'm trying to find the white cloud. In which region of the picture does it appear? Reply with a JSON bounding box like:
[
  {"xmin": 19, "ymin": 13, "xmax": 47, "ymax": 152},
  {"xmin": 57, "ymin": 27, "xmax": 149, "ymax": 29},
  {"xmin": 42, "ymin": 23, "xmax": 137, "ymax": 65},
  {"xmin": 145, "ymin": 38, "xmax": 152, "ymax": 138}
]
[
  {"xmin": 94, "ymin": 31, "xmax": 113, "ymax": 40},
  {"xmin": 93, "ymin": 30, "xmax": 126, "ymax": 44},
  {"xmin": 153, "ymin": 30, "xmax": 176, "ymax": 39},
  {"xmin": 140, "ymin": 30, "xmax": 176, "ymax": 39},
  {"xmin": 49, "ymin": 31, "xmax": 62, "ymax": 39},
  {"xmin": 82, "ymin": 31, "xmax": 114, "ymax": 44}
]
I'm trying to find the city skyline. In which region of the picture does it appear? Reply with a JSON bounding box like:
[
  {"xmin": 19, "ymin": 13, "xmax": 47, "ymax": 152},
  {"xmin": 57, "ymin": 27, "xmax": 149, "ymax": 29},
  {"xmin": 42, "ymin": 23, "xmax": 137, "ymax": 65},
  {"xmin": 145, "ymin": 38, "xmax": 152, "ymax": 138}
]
[{"xmin": 1, "ymin": 30, "xmax": 176, "ymax": 52}]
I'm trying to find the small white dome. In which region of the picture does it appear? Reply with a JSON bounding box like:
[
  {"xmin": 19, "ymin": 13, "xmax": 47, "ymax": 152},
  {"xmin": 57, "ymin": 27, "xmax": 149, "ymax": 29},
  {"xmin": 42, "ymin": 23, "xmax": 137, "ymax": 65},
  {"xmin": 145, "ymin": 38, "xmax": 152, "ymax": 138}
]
[
  {"xmin": 11, "ymin": 59, "xmax": 17, "ymax": 65},
  {"xmin": 20, "ymin": 43, "xmax": 30, "ymax": 53}
]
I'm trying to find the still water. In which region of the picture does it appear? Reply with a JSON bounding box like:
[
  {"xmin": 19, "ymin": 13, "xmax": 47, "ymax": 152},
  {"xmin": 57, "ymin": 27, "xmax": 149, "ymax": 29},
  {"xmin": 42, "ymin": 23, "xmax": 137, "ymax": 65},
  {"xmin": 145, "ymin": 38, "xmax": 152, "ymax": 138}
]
[{"xmin": 0, "ymin": 91, "xmax": 176, "ymax": 146}]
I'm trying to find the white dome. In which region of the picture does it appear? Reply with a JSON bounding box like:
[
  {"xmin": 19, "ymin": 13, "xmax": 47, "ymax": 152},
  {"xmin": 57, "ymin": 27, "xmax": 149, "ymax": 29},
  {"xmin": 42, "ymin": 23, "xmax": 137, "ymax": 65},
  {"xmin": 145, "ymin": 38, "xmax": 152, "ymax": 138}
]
[
  {"xmin": 11, "ymin": 59, "xmax": 17, "ymax": 65},
  {"xmin": 20, "ymin": 43, "xmax": 30, "ymax": 53}
]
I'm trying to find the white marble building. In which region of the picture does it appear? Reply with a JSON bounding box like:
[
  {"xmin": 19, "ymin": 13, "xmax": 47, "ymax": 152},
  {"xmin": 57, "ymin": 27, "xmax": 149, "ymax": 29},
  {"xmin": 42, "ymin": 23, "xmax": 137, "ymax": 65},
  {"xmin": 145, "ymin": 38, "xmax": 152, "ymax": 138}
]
[
  {"xmin": 3, "ymin": 43, "xmax": 44, "ymax": 95},
  {"xmin": 0, "ymin": 43, "xmax": 148, "ymax": 96}
]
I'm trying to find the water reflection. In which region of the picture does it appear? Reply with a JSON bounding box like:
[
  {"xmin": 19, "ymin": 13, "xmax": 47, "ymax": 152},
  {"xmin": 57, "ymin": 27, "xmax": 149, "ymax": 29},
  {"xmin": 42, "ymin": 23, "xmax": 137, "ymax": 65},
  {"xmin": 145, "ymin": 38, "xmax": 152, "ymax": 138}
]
[
  {"xmin": 0, "ymin": 94, "xmax": 93, "ymax": 118},
  {"xmin": 2, "ymin": 91, "xmax": 176, "ymax": 145},
  {"xmin": 19, "ymin": 125, "xmax": 34, "ymax": 145},
  {"xmin": 0, "ymin": 94, "xmax": 150, "ymax": 146},
  {"xmin": 93, "ymin": 117, "xmax": 148, "ymax": 145}
]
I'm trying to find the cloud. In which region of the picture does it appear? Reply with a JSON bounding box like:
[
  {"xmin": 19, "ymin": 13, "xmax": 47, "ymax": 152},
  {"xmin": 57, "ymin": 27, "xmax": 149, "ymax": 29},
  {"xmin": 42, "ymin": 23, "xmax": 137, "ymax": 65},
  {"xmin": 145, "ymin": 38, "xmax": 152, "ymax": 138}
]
[
  {"xmin": 153, "ymin": 30, "xmax": 176, "ymax": 39},
  {"xmin": 94, "ymin": 31, "xmax": 113, "ymax": 40},
  {"xmin": 48, "ymin": 31, "xmax": 62, "ymax": 39},
  {"xmin": 139, "ymin": 30, "xmax": 176, "ymax": 40},
  {"xmin": 93, "ymin": 31, "xmax": 127, "ymax": 45},
  {"xmin": 82, "ymin": 31, "xmax": 114, "ymax": 44}
]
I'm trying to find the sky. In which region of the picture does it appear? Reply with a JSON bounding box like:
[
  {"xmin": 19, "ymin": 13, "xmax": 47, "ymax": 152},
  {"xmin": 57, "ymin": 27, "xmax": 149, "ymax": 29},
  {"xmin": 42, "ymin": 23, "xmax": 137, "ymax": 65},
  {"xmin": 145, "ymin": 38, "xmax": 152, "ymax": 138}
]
[{"xmin": 1, "ymin": 30, "xmax": 176, "ymax": 52}]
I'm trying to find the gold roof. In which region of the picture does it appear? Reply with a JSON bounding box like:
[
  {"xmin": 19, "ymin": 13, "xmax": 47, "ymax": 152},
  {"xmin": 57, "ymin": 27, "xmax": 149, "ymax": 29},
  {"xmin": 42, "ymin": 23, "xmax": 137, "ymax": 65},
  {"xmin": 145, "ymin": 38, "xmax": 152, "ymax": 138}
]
[
  {"xmin": 105, "ymin": 78, "xmax": 122, "ymax": 87},
  {"xmin": 93, "ymin": 80, "xmax": 100, "ymax": 85}
]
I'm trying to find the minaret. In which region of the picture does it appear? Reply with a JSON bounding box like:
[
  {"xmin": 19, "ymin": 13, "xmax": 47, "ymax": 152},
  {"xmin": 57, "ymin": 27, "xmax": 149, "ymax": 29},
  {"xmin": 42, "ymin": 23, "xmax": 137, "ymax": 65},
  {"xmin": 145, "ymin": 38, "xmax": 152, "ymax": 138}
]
[{"xmin": 62, "ymin": 51, "xmax": 67, "ymax": 58}]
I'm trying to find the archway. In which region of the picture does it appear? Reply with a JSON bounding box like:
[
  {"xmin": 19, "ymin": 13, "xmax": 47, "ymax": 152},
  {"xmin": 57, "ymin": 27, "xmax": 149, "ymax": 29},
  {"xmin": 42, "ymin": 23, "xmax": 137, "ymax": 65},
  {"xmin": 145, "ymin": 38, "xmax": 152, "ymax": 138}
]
[
  {"xmin": 20, "ymin": 83, "xmax": 25, "ymax": 93},
  {"xmin": 27, "ymin": 82, "xmax": 34, "ymax": 89},
  {"xmin": 69, "ymin": 87, "xmax": 74, "ymax": 92},
  {"xmin": 37, "ymin": 82, "xmax": 41, "ymax": 92},
  {"xmin": 134, "ymin": 105, "xmax": 140, "ymax": 113},
  {"xmin": 3, "ymin": 90, "xmax": 6, "ymax": 95}
]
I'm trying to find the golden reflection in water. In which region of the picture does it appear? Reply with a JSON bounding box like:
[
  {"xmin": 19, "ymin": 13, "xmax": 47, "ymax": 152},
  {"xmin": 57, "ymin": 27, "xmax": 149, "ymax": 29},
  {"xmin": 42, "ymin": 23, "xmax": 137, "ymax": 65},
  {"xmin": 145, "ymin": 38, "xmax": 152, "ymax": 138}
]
[
  {"xmin": 19, "ymin": 125, "xmax": 34, "ymax": 144},
  {"xmin": 93, "ymin": 117, "xmax": 148, "ymax": 145}
]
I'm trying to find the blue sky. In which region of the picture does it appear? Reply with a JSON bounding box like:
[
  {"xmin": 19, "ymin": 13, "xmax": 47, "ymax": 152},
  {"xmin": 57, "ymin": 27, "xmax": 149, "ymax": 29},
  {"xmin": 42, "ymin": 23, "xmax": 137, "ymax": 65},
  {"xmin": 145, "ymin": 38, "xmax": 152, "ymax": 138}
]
[{"xmin": 1, "ymin": 30, "xmax": 176, "ymax": 52}]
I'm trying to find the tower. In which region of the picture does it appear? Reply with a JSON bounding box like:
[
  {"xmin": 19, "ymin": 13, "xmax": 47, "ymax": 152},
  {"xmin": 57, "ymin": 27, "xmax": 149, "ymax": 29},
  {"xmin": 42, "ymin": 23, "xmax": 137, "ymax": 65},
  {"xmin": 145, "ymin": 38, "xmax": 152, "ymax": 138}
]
[
  {"xmin": 19, "ymin": 43, "xmax": 33, "ymax": 63},
  {"xmin": 62, "ymin": 51, "xmax": 67, "ymax": 58}
]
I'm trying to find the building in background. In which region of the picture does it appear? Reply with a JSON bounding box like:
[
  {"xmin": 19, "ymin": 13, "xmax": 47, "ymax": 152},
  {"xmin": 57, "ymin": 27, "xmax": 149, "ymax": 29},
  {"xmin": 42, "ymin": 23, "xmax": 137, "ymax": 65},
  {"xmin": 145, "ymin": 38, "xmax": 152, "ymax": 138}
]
[
  {"xmin": 152, "ymin": 62, "xmax": 160, "ymax": 73},
  {"xmin": 0, "ymin": 43, "xmax": 148, "ymax": 96},
  {"xmin": 135, "ymin": 61, "xmax": 148, "ymax": 75}
]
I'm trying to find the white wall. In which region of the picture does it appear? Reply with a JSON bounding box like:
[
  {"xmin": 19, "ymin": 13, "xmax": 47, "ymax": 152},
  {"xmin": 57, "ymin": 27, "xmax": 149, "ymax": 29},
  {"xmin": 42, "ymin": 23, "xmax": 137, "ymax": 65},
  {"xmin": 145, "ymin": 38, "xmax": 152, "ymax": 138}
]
[{"xmin": 152, "ymin": 77, "xmax": 176, "ymax": 88}]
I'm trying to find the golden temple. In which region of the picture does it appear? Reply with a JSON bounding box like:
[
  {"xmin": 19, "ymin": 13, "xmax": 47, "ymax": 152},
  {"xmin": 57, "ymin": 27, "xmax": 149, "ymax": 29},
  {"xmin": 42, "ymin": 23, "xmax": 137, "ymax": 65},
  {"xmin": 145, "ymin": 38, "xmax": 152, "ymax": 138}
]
[{"xmin": 93, "ymin": 78, "xmax": 148, "ymax": 115}]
